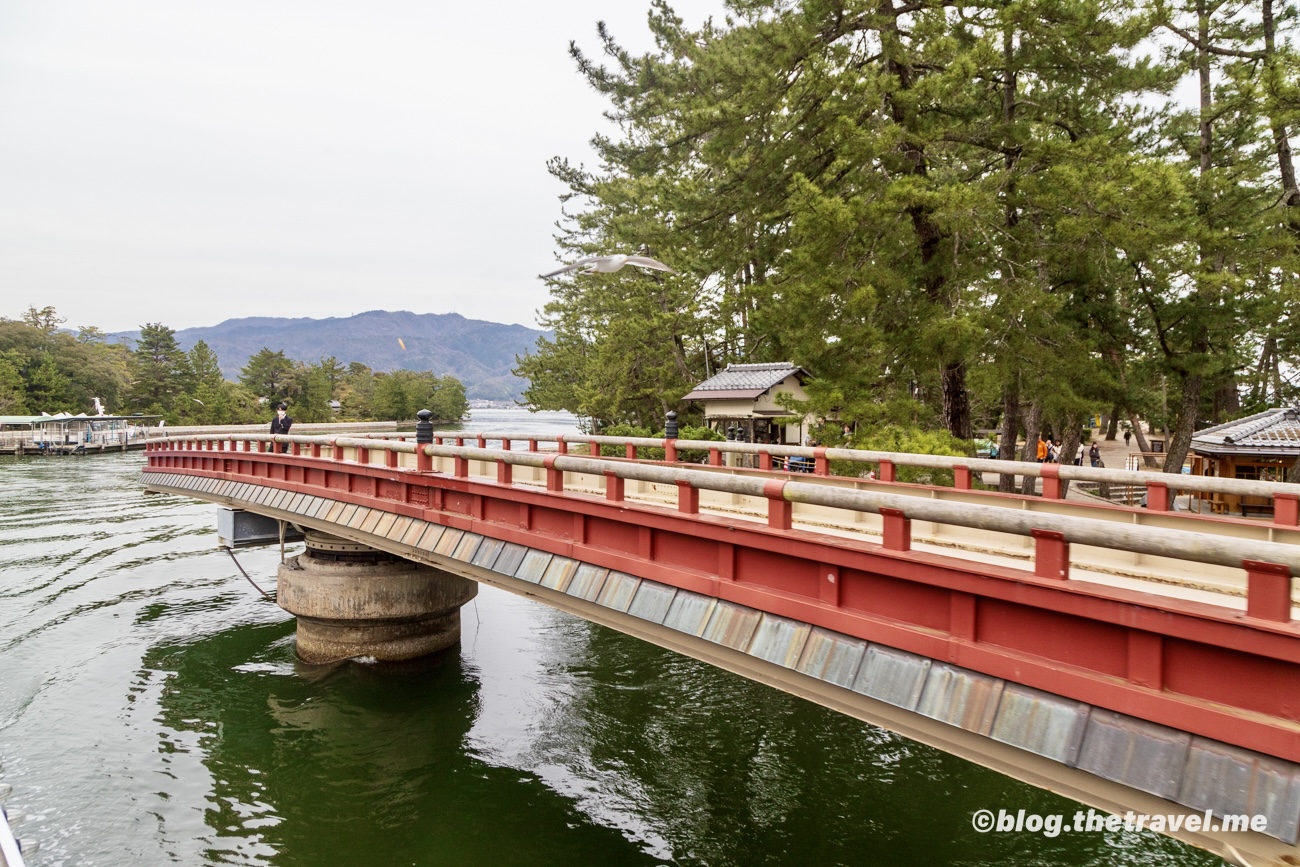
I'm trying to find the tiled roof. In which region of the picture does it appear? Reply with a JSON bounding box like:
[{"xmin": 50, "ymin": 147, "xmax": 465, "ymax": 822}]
[
  {"xmin": 683, "ymin": 363, "xmax": 807, "ymax": 398},
  {"xmin": 1191, "ymin": 407, "xmax": 1300, "ymax": 455}
]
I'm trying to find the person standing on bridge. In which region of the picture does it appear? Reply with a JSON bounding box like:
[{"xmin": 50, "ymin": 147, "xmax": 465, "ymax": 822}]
[{"xmin": 270, "ymin": 402, "xmax": 293, "ymax": 453}]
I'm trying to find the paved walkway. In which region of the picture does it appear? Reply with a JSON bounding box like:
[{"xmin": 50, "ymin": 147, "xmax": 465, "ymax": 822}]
[{"xmin": 987, "ymin": 429, "xmax": 1197, "ymax": 507}]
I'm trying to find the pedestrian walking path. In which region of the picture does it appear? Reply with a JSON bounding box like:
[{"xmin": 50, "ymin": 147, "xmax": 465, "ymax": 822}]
[{"xmin": 985, "ymin": 431, "xmax": 1221, "ymax": 511}]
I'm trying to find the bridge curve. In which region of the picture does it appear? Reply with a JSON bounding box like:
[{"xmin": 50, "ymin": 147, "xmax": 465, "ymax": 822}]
[{"xmin": 141, "ymin": 431, "xmax": 1300, "ymax": 858}]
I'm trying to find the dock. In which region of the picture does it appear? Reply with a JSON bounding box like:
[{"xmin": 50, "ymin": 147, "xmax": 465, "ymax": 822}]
[{"xmin": 0, "ymin": 420, "xmax": 401, "ymax": 456}]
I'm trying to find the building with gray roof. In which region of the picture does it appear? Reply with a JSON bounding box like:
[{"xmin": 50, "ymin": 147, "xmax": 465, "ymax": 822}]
[
  {"xmin": 1190, "ymin": 407, "xmax": 1300, "ymax": 514},
  {"xmin": 681, "ymin": 362, "xmax": 812, "ymax": 445}
]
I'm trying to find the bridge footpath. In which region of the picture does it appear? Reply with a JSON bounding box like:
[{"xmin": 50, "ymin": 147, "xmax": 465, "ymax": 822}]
[{"xmin": 140, "ymin": 428, "xmax": 1300, "ymax": 862}]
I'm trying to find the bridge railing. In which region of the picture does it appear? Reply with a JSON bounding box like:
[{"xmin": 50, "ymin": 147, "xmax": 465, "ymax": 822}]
[
  {"xmin": 397, "ymin": 429, "xmax": 1300, "ymax": 525},
  {"xmin": 147, "ymin": 433, "xmax": 1298, "ymax": 622},
  {"xmin": 148, "ymin": 429, "xmax": 1300, "ymax": 518}
]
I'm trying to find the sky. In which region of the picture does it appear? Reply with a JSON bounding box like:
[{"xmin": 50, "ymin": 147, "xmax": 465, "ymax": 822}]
[{"xmin": 0, "ymin": 1, "xmax": 722, "ymax": 333}]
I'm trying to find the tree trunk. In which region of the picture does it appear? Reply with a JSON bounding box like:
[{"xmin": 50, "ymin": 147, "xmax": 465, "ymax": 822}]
[
  {"xmin": 1254, "ymin": 336, "xmax": 1282, "ymax": 405},
  {"xmin": 998, "ymin": 381, "xmax": 1020, "ymax": 492},
  {"xmin": 1128, "ymin": 412, "xmax": 1160, "ymax": 469},
  {"xmin": 994, "ymin": 30, "xmax": 1020, "ymax": 488},
  {"xmin": 1212, "ymin": 376, "xmax": 1239, "ymax": 422},
  {"xmin": 1020, "ymin": 400, "xmax": 1043, "ymax": 496},
  {"xmin": 1058, "ymin": 409, "xmax": 1085, "ymax": 497},
  {"xmin": 1105, "ymin": 404, "xmax": 1120, "ymax": 440},
  {"xmin": 1197, "ymin": 0, "xmax": 1213, "ymax": 176},
  {"xmin": 1263, "ymin": 0, "xmax": 1300, "ymax": 221},
  {"xmin": 942, "ymin": 361, "xmax": 972, "ymax": 440},
  {"xmin": 1163, "ymin": 372, "xmax": 1202, "ymax": 474},
  {"xmin": 884, "ymin": 5, "xmax": 970, "ymax": 441}
]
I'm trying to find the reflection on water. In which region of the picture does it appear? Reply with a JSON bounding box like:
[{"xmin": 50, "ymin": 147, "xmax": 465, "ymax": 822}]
[
  {"xmin": 0, "ymin": 412, "xmax": 1224, "ymax": 865},
  {"xmin": 147, "ymin": 620, "xmax": 654, "ymax": 866}
]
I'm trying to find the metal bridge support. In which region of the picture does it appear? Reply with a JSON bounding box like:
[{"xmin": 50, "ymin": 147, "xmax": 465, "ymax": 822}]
[{"xmin": 276, "ymin": 530, "xmax": 477, "ymax": 664}]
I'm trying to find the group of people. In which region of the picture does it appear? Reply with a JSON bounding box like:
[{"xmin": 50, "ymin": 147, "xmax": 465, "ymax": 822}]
[{"xmin": 1036, "ymin": 436, "xmax": 1103, "ymax": 468}]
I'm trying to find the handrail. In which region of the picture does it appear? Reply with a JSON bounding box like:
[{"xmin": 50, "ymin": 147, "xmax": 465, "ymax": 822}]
[
  {"xmin": 170, "ymin": 429, "xmax": 1300, "ymax": 507},
  {"xmin": 148, "ymin": 435, "xmax": 1300, "ymax": 581},
  {"xmin": 427, "ymin": 430, "xmax": 1300, "ymax": 502},
  {"xmin": 450, "ymin": 447, "xmax": 1300, "ymax": 576}
]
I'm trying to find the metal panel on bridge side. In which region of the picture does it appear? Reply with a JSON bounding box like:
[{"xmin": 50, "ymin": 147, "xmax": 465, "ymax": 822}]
[
  {"xmin": 916, "ymin": 663, "xmax": 1004, "ymax": 737},
  {"xmin": 795, "ymin": 628, "xmax": 867, "ymax": 689},
  {"xmin": 1077, "ymin": 710, "xmax": 1191, "ymax": 801},
  {"xmin": 1178, "ymin": 737, "xmax": 1300, "ymax": 844},
  {"xmin": 990, "ymin": 684, "xmax": 1091, "ymax": 766}
]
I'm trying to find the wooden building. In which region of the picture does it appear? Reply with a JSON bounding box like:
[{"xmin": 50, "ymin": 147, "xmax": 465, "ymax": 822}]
[
  {"xmin": 1189, "ymin": 407, "xmax": 1300, "ymax": 515},
  {"xmin": 681, "ymin": 362, "xmax": 813, "ymax": 445}
]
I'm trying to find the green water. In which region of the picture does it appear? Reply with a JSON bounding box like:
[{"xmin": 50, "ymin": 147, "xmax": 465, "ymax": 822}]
[{"xmin": 0, "ymin": 413, "xmax": 1223, "ymax": 865}]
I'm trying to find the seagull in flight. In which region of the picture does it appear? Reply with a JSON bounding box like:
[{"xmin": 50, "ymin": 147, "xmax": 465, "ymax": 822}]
[{"xmin": 541, "ymin": 254, "xmax": 676, "ymax": 279}]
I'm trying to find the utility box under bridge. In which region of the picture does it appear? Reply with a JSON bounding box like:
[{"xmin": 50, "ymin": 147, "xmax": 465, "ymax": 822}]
[{"xmin": 217, "ymin": 507, "xmax": 304, "ymax": 549}]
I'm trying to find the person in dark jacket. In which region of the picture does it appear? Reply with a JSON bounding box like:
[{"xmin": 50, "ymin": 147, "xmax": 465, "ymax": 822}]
[{"xmin": 270, "ymin": 402, "xmax": 293, "ymax": 453}]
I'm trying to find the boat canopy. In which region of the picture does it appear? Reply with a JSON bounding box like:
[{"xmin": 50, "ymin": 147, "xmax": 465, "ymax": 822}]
[{"xmin": 33, "ymin": 414, "xmax": 160, "ymax": 424}]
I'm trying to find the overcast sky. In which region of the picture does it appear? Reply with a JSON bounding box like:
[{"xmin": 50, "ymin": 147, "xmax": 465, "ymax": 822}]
[{"xmin": 0, "ymin": 1, "xmax": 721, "ymax": 333}]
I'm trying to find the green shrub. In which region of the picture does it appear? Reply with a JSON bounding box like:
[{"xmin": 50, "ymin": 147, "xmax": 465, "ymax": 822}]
[
  {"xmin": 592, "ymin": 422, "xmax": 724, "ymax": 462},
  {"xmin": 838, "ymin": 425, "xmax": 975, "ymax": 485},
  {"xmin": 672, "ymin": 424, "xmax": 725, "ymax": 463}
]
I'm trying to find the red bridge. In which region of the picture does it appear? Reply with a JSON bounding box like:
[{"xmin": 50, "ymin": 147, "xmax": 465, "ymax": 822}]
[{"xmin": 140, "ymin": 427, "xmax": 1300, "ymax": 862}]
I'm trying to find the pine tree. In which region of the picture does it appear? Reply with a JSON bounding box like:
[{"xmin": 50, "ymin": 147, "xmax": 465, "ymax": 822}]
[
  {"xmin": 294, "ymin": 363, "xmax": 334, "ymax": 423},
  {"xmin": 126, "ymin": 323, "xmax": 188, "ymax": 415},
  {"xmin": 238, "ymin": 348, "xmax": 294, "ymax": 405},
  {"xmin": 188, "ymin": 341, "xmax": 224, "ymax": 390},
  {"xmin": 21, "ymin": 306, "xmax": 64, "ymax": 331},
  {"xmin": 1145, "ymin": 0, "xmax": 1287, "ymax": 471}
]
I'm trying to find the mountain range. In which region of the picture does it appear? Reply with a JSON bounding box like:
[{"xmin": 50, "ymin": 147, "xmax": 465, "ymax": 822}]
[{"xmin": 109, "ymin": 310, "xmax": 547, "ymax": 401}]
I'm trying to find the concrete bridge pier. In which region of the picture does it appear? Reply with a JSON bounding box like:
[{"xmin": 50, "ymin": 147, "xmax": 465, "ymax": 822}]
[{"xmin": 276, "ymin": 530, "xmax": 477, "ymax": 664}]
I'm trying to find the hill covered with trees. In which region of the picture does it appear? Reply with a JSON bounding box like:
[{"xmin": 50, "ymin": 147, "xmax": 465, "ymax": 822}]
[
  {"xmin": 0, "ymin": 307, "xmax": 467, "ymax": 425},
  {"xmin": 110, "ymin": 310, "xmax": 545, "ymax": 402}
]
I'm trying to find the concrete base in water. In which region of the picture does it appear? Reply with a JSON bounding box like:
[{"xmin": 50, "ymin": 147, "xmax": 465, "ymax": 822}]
[{"xmin": 276, "ymin": 532, "xmax": 477, "ymax": 664}]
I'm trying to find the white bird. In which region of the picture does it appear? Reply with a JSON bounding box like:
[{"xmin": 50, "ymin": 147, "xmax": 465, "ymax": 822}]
[{"xmin": 541, "ymin": 254, "xmax": 676, "ymax": 279}]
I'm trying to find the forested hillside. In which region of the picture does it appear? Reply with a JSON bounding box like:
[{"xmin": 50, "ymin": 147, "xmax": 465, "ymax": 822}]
[
  {"xmin": 518, "ymin": 0, "xmax": 1300, "ymax": 480},
  {"xmin": 0, "ymin": 308, "xmax": 468, "ymax": 426},
  {"xmin": 111, "ymin": 310, "xmax": 545, "ymax": 401}
]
